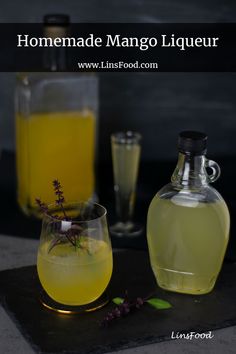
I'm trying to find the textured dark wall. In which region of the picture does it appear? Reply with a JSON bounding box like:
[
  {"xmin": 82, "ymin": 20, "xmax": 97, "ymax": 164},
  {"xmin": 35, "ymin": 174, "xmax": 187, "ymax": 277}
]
[
  {"xmin": 0, "ymin": 0, "xmax": 236, "ymax": 162},
  {"xmin": 0, "ymin": 0, "xmax": 235, "ymax": 23},
  {"xmin": 99, "ymin": 72, "xmax": 236, "ymax": 161}
]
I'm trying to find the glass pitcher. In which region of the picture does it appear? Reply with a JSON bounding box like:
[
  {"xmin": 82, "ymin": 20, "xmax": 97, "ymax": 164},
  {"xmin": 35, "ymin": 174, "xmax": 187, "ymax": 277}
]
[
  {"xmin": 15, "ymin": 15, "xmax": 98, "ymax": 216},
  {"xmin": 147, "ymin": 131, "xmax": 230, "ymax": 295}
]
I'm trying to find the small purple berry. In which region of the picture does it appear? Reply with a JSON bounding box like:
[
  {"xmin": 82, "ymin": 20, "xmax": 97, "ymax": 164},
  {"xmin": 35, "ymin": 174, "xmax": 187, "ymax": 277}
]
[{"xmin": 113, "ymin": 308, "xmax": 121, "ymax": 317}]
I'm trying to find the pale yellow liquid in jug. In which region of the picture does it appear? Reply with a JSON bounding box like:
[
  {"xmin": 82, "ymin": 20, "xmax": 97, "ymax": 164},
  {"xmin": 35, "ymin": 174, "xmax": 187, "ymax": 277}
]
[
  {"xmin": 16, "ymin": 110, "xmax": 95, "ymax": 214},
  {"xmin": 147, "ymin": 194, "xmax": 230, "ymax": 294}
]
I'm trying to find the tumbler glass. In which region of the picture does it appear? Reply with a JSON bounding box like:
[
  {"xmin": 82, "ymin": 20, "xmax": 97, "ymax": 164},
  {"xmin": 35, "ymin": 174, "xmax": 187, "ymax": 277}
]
[{"xmin": 37, "ymin": 202, "xmax": 113, "ymax": 313}]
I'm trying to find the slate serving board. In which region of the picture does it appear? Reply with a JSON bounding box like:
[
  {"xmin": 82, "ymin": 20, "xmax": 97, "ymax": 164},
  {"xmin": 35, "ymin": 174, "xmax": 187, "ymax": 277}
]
[{"xmin": 0, "ymin": 250, "xmax": 236, "ymax": 354}]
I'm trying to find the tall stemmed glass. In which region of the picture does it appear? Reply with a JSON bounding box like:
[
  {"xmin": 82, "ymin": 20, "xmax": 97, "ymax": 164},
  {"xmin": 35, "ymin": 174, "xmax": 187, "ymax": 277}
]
[{"xmin": 110, "ymin": 131, "xmax": 142, "ymax": 237}]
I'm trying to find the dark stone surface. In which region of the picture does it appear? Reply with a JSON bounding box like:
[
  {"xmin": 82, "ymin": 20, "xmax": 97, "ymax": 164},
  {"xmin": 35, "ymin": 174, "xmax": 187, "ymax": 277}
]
[{"xmin": 0, "ymin": 251, "xmax": 236, "ymax": 354}]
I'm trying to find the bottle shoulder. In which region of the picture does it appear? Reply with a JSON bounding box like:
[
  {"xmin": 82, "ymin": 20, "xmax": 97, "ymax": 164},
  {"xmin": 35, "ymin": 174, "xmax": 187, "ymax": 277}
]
[
  {"xmin": 152, "ymin": 182, "xmax": 226, "ymax": 204},
  {"xmin": 15, "ymin": 72, "xmax": 99, "ymax": 114},
  {"xmin": 16, "ymin": 72, "xmax": 98, "ymax": 88}
]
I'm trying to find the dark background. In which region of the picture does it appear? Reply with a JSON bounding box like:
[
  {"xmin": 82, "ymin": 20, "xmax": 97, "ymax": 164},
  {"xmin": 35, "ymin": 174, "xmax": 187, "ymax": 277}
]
[{"xmin": 0, "ymin": 1, "xmax": 236, "ymax": 258}]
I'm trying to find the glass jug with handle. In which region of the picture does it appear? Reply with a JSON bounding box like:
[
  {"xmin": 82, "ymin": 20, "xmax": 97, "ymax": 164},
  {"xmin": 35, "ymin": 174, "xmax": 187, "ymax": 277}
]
[{"xmin": 147, "ymin": 131, "xmax": 230, "ymax": 295}]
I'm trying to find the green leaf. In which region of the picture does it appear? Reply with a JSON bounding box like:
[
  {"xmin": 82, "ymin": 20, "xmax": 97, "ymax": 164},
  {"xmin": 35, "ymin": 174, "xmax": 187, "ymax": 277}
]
[
  {"xmin": 147, "ymin": 298, "xmax": 172, "ymax": 310},
  {"xmin": 112, "ymin": 297, "xmax": 124, "ymax": 305}
]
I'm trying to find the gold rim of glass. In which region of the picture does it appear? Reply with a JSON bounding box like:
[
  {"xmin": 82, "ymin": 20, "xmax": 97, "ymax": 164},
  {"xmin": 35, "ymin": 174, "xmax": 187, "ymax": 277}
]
[{"xmin": 39, "ymin": 290, "xmax": 109, "ymax": 314}]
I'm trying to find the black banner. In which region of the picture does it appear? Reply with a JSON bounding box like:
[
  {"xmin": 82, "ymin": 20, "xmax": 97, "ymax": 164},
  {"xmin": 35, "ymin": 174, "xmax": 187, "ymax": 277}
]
[{"xmin": 1, "ymin": 23, "xmax": 236, "ymax": 72}]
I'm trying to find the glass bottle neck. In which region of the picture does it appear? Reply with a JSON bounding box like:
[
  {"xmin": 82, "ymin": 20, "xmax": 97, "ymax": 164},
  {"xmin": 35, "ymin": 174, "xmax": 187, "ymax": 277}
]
[
  {"xmin": 43, "ymin": 26, "xmax": 67, "ymax": 71},
  {"xmin": 43, "ymin": 47, "xmax": 67, "ymax": 71},
  {"xmin": 171, "ymin": 152, "xmax": 208, "ymax": 188}
]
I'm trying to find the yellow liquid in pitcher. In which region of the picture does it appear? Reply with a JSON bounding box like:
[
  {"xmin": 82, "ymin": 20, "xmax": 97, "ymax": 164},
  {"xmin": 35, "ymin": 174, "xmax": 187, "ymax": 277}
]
[
  {"xmin": 16, "ymin": 110, "xmax": 95, "ymax": 214},
  {"xmin": 37, "ymin": 239, "xmax": 113, "ymax": 305},
  {"xmin": 147, "ymin": 195, "xmax": 230, "ymax": 294}
]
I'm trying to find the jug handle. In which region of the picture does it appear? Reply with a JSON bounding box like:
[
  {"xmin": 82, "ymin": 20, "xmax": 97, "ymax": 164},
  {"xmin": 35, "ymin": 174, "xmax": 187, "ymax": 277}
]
[{"xmin": 205, "ymin": 159, "xmax": 221, "ymax": 183}]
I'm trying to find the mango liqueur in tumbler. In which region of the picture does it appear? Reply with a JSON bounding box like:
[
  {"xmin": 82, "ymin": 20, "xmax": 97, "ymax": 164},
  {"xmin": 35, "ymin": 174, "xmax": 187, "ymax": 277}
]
[
  {"xmin": 147, "ymin": 131, "xmax": 230, "ymax": 295},
  {"xmin": 37, "ymin": 202, "xmax": 113, "ymax": 312},
  {"xmin": 110, "ymin": 131, "xmax": 142, "ymax": 237}
]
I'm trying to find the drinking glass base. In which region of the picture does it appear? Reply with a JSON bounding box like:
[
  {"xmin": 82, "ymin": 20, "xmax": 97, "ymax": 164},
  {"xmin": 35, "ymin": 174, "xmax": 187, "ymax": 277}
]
[
  {"xmin": 110, "ymin": 221, "xmax": 143, "ymax": 237},
  {"xmin": 39, "ymin": 290, "xmax": 109, "ymax": 314}
]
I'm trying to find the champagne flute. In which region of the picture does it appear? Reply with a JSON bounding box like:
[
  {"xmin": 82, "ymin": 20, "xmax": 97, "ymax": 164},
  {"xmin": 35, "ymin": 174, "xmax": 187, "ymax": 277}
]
[{"xmin": 110, "ymin": 131, "xmax": 143, "ymax": 237}]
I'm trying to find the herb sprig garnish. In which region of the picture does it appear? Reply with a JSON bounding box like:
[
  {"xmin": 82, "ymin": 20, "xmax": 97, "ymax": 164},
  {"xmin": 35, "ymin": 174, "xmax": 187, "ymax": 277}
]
[
  {"xmin": 35, "ymin": 198, "xmax": 49, "ymax": 215},
  {"xmin": 35, "ymin": 179, "xmax": 67, "ymax": 220},
  {"xmin": 35, "ymin": 180, "xmax": 87, "ymax": 253},
  {"xmin": 52, "ymin": 179, "xmax": 67, "ymax": 219},
  {"xmin": 101, "ymin": 291, "xmax": 172, "ymax": 327}
]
